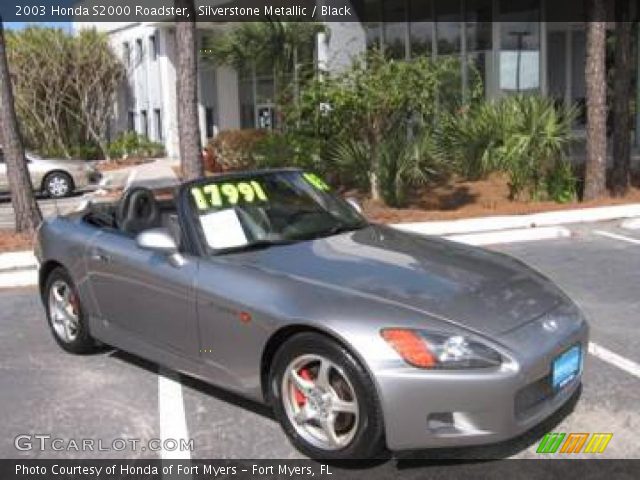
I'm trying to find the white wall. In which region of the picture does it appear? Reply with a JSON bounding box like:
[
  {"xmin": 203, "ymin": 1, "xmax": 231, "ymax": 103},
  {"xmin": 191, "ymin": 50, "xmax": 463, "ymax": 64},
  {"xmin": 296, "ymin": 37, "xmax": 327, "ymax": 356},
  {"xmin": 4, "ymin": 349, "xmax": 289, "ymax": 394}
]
[
  {"xmin": 72, "ymin": 18, "xmax": 367, "ymax": 156},
  {"xmin": 215, "ymin": 66, "xmax": 241, "ymax": 131},
  {"xmin": 321, "ymin": 22, "xmax": 366, "ymax": 73}
]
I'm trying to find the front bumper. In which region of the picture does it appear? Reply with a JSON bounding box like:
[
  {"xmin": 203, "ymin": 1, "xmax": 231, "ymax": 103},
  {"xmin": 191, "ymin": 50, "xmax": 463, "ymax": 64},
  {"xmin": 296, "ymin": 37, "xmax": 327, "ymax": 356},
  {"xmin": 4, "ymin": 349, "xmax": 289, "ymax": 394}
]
[{"xmin": 375, "ymin": 309, "xmax": 588, "ymax": 451}]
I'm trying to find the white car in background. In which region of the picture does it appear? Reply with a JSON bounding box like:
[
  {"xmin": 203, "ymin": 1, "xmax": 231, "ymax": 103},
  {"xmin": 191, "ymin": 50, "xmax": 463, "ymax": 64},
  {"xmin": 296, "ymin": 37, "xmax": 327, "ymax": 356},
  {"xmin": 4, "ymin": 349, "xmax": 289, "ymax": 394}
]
[{"xmin": 0, "ymin": 147, "xmax": 101, "ymax": 198}]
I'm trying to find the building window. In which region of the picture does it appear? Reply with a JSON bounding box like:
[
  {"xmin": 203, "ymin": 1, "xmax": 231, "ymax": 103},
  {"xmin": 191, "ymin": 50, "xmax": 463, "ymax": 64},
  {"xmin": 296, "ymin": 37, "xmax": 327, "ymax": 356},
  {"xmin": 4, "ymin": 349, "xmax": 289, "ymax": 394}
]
[
  {"xmin": 150, "ymin": 34, "xmax": 159, "ymax": 61},
  {"xmin": 499, "ymin": 0, "xmax": 541, "ymax": 93},
  {"xmin": 205, "ymin": 107, "xmax": 215, "ymax": 139},
  {"xmin": 140, "ymin": 110, "xmax": 148, "ymax": 138},
  {"xmin": 123, "ymin": 42, "xmax": 130, "ymax": 66},
  {"xmin": 154, "ymin": 109, "xmax": 163, "ymax": 140},
  {"xmin": 127, "ymin": 112, "xmax": 135, "ymax": 132},
  {"xmin": 383, "ymin": 0, "xmax": 408, "ymax": 59},
  {"xmin": 434, "ymin": 0, "xmax": 462, "ymax": 55},
  {"xmin": 239, "ymin": 70, "xmax": 255, "ymax": 129},
  {"xmin": 136, "ymin": 38, "xmax": 143, "ymax": 62},
  {"xmin": 363, "ymin": 0, "xmax": 383, "ymax": 53},
  {"xmin": 408, "ymin": 0, "xmax": 433, "ymax": 58}
]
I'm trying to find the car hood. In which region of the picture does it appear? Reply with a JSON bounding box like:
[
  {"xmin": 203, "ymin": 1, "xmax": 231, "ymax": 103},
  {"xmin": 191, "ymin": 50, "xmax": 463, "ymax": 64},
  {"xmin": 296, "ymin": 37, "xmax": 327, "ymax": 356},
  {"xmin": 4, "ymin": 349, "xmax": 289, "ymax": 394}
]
[{"xmin": 232, "ymin": 225, "xmax": 566, "ymax": 336}]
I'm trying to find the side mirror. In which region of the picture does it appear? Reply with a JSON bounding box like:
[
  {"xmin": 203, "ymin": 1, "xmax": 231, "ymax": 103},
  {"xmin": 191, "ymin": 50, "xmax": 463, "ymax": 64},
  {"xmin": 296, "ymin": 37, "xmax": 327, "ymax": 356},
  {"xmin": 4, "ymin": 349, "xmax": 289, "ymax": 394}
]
[
  {"xmin": 345, "ymin": 197, "xmax": 363, "ymax": 214},
  {"xmin": 136, "ymin": 228, "xmax": 185, "ymax": 267}
]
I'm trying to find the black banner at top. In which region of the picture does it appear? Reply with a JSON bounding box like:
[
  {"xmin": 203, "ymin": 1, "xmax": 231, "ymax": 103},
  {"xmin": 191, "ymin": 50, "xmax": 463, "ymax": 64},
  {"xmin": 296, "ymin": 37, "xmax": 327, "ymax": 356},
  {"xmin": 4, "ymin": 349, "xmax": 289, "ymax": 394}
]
[{"xmin": 0, "ymin": 0, "xmax": 635, "ymax": 24}]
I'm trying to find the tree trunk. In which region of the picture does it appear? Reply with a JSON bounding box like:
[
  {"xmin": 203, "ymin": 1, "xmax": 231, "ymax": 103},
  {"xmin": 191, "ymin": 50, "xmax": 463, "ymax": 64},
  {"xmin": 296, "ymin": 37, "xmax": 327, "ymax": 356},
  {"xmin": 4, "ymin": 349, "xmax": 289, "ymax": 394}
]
[
  {"xmin": 0, "ymin": 20, "xmax": 42, "ymax": 232},
  {"xmin": 368, "ymin": 129, "xmax": 383, "ymax": 202},
  {"xmin": 611, "ymin": 3, "xmax": 633, "ymax": 196},
  {"xmin": 174, "ymin": 0, "xmax": 203, "ymax": 181},
  {"xmin": 584, "ymin": 7, "xmax": 608, "ymax": 201}
]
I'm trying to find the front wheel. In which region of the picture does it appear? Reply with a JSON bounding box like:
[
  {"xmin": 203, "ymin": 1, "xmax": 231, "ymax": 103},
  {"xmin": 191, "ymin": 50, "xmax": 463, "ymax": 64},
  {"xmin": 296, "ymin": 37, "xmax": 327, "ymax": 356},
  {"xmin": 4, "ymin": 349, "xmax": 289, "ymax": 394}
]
[
  {"xmin": 44, "ymin": 267, "xmax": 97, "ymax": 354},
  {"xmin": 44, "ymin": 172, "xmax": 73, "ymax": 198},
  {"xmin": 269, "ymin": 332, "xmax": 386, "ymax": 460}
]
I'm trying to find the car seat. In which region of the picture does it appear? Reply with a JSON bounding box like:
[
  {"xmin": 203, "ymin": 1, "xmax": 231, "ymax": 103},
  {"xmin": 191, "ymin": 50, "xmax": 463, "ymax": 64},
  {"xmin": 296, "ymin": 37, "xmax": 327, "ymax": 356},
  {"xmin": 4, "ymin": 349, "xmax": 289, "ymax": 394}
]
[{"xmin": 116, "ymin": 187, "xmax": 161, "ymax": 236}]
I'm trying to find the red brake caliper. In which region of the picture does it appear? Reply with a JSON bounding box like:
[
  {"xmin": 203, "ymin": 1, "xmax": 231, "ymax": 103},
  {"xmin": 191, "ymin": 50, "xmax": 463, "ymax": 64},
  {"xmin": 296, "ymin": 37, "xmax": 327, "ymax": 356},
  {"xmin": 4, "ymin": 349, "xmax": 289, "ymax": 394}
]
[
  {"xmin": 69, "ymin": 293, "xmax": 79, "ymax": 316},
  {"xmin": 294, "ymin": 368, "xmax": 313, "ymax": 406}
]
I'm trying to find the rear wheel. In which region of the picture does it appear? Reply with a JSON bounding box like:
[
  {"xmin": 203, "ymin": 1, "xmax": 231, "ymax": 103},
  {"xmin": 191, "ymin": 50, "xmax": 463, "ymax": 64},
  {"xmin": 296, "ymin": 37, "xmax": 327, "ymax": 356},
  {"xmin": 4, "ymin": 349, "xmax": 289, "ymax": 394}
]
[
  {"xmin": 268, "ymin": 332, "xmax": 386, "ymax": 459},
  {"xmin": 44, "ymin": 267, "xmax": 97, "ymax": 353},
  {"xmin": 44, "ymin": 172, "xmax": 73, "ymax": 198}
]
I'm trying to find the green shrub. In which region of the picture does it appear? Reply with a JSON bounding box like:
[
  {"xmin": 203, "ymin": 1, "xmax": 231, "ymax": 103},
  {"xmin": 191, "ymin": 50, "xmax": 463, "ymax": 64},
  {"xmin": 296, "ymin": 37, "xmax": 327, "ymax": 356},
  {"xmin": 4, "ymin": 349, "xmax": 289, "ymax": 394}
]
[
  {"xmin": 68, "ymin": 143, "xmax": 102, "ymax": 160},
  {"xmin": 284, "ymin": 51, "xmax": 472, "ymax": 205},
  {"xmin": 252, "ymin": 132, "xmax": 326, "ymax": 173},
  {"xmin": 441, "ymin": 95, "xmax": 576, "ymax": 202},
  {"xmin": 206, "ymin": 129, "xmax": 267, "ymax": 170},
  {"xmin": 107, "ymin": 132, "xmax": 165, "ymax": 160},
  {"xmin": 544, "ymin": 160, "xmax": 578, "ymax": 203}
]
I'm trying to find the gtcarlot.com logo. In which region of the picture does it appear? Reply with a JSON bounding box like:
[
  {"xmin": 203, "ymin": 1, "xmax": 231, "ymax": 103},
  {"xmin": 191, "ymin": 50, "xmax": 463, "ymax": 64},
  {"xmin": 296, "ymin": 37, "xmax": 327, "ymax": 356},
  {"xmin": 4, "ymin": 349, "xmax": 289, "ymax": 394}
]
[
  {"xmin": 537, "ymin": 432, "xmax": 613, "ymax": 454},
  {"xmin": 14, "ymin": 434, "xmax": 194, "ymax": 453}
]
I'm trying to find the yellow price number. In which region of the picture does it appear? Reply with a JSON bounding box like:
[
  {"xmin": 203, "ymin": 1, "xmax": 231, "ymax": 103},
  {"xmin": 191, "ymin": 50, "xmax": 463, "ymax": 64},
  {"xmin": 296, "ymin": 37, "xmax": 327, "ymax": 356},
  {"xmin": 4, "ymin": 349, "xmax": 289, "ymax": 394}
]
[
  {"xmin": 303, "ymin": 172, "xmax": 331, "ymax": 191},
  {"xmin": 191, "ymin": 180, "xmax": 268, "ymax": 210}
]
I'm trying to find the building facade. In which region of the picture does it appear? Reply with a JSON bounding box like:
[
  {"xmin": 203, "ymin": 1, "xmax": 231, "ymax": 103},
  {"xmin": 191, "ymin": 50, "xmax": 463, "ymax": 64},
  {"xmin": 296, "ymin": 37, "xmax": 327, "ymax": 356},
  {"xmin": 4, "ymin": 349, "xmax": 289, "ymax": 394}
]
[{"xmin": 74, "ymin": 0, "xmax": 638, "ymax": 159}]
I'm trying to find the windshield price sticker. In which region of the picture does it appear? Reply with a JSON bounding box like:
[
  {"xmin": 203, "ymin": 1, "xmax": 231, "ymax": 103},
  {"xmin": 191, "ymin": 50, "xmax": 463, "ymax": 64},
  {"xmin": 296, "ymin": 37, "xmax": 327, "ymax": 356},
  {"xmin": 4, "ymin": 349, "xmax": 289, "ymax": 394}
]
[
  {"xmin": 191, "ymin": 181, "xmax": 268, "ymax": 210},
  {"xmin": 303, "ymin": 172, "xmax": 331, "ymax": 191}
]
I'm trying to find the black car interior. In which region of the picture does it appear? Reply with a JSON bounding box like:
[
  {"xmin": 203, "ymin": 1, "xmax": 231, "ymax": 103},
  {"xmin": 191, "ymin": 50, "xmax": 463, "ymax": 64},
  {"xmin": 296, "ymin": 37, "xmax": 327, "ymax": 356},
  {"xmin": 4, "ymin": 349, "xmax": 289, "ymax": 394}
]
[{"xmin": 83, "ymin": 187, "xmax": 182, "ymax": 247}]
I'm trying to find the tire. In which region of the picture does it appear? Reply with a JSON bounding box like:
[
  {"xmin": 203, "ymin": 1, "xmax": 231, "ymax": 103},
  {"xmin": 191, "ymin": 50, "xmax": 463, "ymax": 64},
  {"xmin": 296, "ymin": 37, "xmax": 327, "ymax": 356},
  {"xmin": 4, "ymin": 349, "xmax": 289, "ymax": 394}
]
[
  {"xmin": 44, "ymin": 267, "xmax": 97, "ymax": 354},
  {"xmin": 44, "ymin": 171, "xmax": 74, "ymax": 198},
  {"xmin": 268, "ymin": 332, "xmax": 386, "ymax": 460}
]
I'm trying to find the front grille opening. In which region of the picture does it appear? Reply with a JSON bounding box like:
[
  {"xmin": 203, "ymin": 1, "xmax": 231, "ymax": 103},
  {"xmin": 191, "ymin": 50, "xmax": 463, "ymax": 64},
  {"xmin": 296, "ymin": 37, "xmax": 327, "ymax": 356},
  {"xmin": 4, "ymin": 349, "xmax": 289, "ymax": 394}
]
[{"xmin": 515, "ymin": 374, "xmax": 554, "ymax": 420}]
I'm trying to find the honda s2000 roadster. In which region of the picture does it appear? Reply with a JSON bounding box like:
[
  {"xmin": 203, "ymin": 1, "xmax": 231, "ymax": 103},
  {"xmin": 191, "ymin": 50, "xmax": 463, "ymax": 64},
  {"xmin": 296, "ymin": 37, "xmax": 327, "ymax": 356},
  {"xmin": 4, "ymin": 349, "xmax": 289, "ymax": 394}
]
[{"xmin": 35, "ymin": 169, "xmax": 588, "ymax": 459}]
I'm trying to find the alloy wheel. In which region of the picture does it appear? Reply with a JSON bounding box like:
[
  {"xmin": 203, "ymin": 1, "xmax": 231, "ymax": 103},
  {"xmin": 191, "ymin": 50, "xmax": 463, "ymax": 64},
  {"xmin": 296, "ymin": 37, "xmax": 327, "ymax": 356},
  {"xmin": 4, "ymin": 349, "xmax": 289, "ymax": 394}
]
[
  {"xmin": 48, "ymin": 280, "xmax": 80, "ymax": 343},
  {"xmin": 47, "ymin": 175, "xmax": 70, "ymax": 197},
  {"xmin": 281, "ymin": 354, "xmax": 359, "ymax": 451}
]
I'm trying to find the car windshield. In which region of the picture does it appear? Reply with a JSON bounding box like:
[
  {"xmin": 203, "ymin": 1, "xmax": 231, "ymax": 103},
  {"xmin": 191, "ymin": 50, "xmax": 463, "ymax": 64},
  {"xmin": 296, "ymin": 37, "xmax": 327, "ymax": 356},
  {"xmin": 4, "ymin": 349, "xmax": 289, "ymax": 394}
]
[{"xmin": 188, "ymin": 170, "xmax": 368, "ymax": 253}]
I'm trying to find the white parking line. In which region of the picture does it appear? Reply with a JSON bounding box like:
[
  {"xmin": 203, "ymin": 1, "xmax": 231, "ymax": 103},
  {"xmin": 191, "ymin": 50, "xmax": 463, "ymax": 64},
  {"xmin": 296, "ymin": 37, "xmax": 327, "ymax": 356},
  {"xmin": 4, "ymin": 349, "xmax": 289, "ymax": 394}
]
[
  {"xmin": 158, "ymin": 369, "xmax": 191, "ymax": 460},
  {"xmin": 594, "ymin": 230, "xmax": 640, "ymax": 246},
  {"xmin": 588, "ymin": 342, "xmax": 640, "ymax": 380}
]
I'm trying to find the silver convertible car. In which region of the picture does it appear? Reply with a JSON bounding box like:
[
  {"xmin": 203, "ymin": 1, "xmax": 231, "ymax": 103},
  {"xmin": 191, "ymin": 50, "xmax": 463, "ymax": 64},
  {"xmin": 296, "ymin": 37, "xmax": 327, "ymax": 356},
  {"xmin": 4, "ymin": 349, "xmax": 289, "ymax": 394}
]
[{"xmin": 35, "ymin": 169, "xmax": 588, "ymax": 459}]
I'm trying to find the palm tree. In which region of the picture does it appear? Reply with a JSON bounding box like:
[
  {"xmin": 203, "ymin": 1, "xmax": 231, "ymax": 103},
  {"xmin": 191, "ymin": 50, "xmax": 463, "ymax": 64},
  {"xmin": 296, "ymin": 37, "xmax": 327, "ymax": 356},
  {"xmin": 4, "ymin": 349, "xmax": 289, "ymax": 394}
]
[
  {"xmin": 611, "ymin": 1, "xmax": 634, "ymax": 196},
  {"xmin": 175, "ymin": 0, "xmax": 203, "ymax": 181},
  {"xmin": 202, "ymin": 20, "xmax": 325, "ymax": 110},
  {"xmin": 0, "ymin": 19, "xmax": 42, "ymax": 232},
  {"xmin": 583, "ymin": 2, "xmax": 607, "ymax": 201}
]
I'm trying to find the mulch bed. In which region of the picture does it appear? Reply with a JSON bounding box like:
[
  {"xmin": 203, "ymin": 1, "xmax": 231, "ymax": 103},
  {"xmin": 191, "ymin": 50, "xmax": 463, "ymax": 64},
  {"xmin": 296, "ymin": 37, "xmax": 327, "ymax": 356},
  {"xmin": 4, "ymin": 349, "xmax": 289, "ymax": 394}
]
[
  {"xmin": 95, "ymin": 157, "xmax": 154, "ymax": 172},
  {"xmin": 362, "ymin": 172, "xmax": 640, "ymax": 224},
  {"xmin": 0, "ymin": 231, "xmax": 35, "ymax": 252}
]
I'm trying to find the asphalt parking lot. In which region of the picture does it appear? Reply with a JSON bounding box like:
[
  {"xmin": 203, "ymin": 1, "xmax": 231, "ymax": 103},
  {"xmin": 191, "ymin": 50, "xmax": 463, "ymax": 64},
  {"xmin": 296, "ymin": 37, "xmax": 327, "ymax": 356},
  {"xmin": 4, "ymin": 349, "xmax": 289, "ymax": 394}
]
[{"xmin": 0, "ymin": 220, "xmax": 638, "ymax": 463}]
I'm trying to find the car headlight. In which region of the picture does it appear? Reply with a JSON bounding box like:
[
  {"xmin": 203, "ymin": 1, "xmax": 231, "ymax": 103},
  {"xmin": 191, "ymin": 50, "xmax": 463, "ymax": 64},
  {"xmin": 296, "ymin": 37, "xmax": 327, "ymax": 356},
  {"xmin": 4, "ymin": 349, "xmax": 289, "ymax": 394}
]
[{"xmin": 380, "ymin": 328, "xmax": 502, "ymax": 369}]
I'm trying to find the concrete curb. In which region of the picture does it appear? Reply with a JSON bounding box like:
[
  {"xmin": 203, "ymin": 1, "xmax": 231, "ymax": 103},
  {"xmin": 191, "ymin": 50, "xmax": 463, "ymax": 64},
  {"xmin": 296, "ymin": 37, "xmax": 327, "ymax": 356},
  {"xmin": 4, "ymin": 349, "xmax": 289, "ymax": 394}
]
[
  {"xmin": 392, "ymin": 203, "xmax": 640, "ymax": 236},
  {"xmin": 0, "ymin": 251, "xmax": 37, "ymax": 271},
  {"xmin": 446, "ymin": 226, "xmax": 572, "ymax": 246}
]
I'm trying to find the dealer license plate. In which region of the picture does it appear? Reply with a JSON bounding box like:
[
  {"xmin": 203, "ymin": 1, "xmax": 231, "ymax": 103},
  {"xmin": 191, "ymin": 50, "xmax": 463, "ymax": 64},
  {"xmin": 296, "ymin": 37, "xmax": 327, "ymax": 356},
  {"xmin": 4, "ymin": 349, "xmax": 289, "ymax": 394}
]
[{"xmin": 552, "ymin": 345, "xmax": 582, "ymax": 389}]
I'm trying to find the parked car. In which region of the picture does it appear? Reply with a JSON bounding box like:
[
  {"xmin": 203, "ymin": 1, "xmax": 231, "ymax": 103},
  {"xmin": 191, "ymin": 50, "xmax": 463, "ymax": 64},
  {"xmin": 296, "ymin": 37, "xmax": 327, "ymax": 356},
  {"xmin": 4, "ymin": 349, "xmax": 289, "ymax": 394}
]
[
  {"xmin": 0, "ymin": 147, "xmax": 101, "ymax": 198},
  {"xmin": 35, "ymin": 169, "xmax": 588, "ymax": 459}
]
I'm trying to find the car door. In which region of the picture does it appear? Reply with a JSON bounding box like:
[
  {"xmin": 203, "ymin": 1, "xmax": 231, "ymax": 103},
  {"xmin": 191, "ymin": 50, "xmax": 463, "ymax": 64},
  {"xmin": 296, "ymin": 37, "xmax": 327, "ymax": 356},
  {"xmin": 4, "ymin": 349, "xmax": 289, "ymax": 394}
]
[
  {"xmin": 85, "ymin": 229, "xmax": 200, "ymax": 358},
  {"xmin": 193, "ymin": 258, "xmax": 279, "ymax": 397}
]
